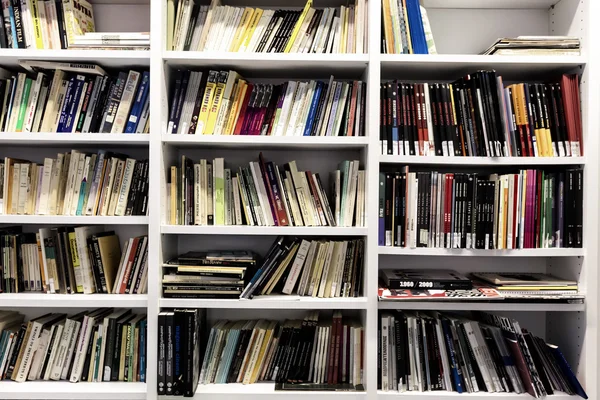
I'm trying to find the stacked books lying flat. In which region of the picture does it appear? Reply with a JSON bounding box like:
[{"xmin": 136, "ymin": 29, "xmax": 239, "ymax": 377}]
[
  {"xmin": 193, "ymin": 311, "xmax": 364, "ymax": 390},
  {"xmin": 378, "ymin": 311, "xmax": 587, "ymax": 398},
  {"xmin": 169, "ymin": 0, "xmax": 367, "ymax": 53},
  {"xmin": 157, "ymin": 309, "xmax": 205, "ymax": 396},
  {"xmin": 380, "ymin": 73, "xmax": 582, "ymax": 157},
  {"xmin": 381, "ymin": 0, "xmax": 436, "ymax": 54},
  {"xmin": 169, "ymin": 154, "xmax": 365, "ymax": 227},
  {"xmin": 0, "ymin": 0, "xmax": 94, "ymax": 49},
  {"xmin": 0, "ymin": 309, "xmax": 147, "ymax": 383},
  {"xmin": 71, "ymin": 32, "xmax": 150, "ymax": 50},
  {"xmin": 482, "ymin": 36, "xmax": 581, "ymax": 56},
  {"xmin": 0, "ymin": 151, "xmax": 149, "ymax": 216},
  {"xmin": 0, "ymin": 61, "xmax": 150, "ymax": 134},
  {"xmin": 162, "ymin": 250, "xmax": 258, "ymax": 299},
  {"xmin": 378, "ymin": 269, "xmax": 583, "ymax": 304},
  {"xmin": 168, "ymin": 71, "xmax": 366, "ymax": 137},
  {"xmin": 379, "ymin": 168, "xmax": 583, "ymax": 249},
  {"xmin": 0, "ymin": 226, "xmax": 148, "ymax": 295}
]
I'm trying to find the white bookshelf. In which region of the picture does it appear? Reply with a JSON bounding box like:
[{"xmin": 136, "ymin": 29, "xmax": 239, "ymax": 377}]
[{"xmin": 0, "ymin": 0, "xmax": 597, "ymax": 399}]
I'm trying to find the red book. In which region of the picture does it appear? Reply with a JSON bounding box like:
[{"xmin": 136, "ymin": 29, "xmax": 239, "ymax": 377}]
[
  {"xmin": 512, "ymin": 174, "xmax": 519, "ymax": 249},
  {"xmin": 117, "ymin": 237, "xmax": 140, "ymax": 294},
  {"xmin": 257, "ymin": 153, "xmax": 282, "ymax": 226},
  {"xmin": 332, "ymin": 313, "xmax": 342, "ymax": 384},
  {"xmin": 445, "ymin": 174, "xmax": 453, "ymax": 247},
  {"xmin": 346, "ymin": 81, "xmax": 359, "ymax": 137},
  {"xmin": 571, "ymin": 75, "xmax": 583, "ymax": 155},
  {"xmin": 415, "ymin": 84, "xmax": 424, "ymax": 155},
  {"xmin": 233, "ymin": 83, "xmax": 254, "ymax": 135},
  {"xmin": 327, "ymin": 318, "xmax": 338, "ymax": 384}
]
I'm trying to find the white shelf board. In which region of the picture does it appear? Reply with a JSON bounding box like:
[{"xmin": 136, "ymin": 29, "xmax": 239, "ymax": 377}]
[
  {"xmin": 379, "ymin": 247, "xmax": 585, "ymax": 257},
  {"xmin": 421, "ymin": 0, "xmax": 560, "ymax": 8},
  {"xmin": 378, "ymin": 390, "xmax": 576, "ymax": 399},
  {"xmin": 0, "ymin": 381, "xmax": 147, "ymax": 400},
  {"xmin": 161, "ymin": 225, "xmax": 368, "ymax": 236},
  {"xmin": 160, "ymin": 296, "xmax": 368, "ymax": 309},
  {"xmin": 380, "ymin": 54, "xmax": 585, "ymax": 80},
  {"xmin": 378, "ymin": 301, "xmax": 585, "ymax": 312},
  {"xmin": 162, "ymin": 134, "xmax": 369, "ymax": 149},
  {"xmin": 0, "ymin": 132, "xmax": 149, "ymax": 146},
  {"xmin": 379, "ymin": 155, "xmax": 586, "ymax": 166},
  {"xmin": 190, "ymin": 383, "xmax": 366, "ymax": 399},
  {"xmin": 0, "ymin": 49, "xmax": 150, "ymax": 68},
  {"xmin": 0, "ymin": 293, "xmax": 148, "ymax": 307},
  {"xmin": 163, "ymin": 51, "xmax": 369, "ymax": 76},
  {"xmin": 0, "ymin": 215, "xmax": 149, "ymax": 225}
]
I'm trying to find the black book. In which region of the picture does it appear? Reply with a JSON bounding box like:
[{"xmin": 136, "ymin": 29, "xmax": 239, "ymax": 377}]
[
  {"xmin": 124, "ymin": 161, "xmax": 141, "ymax": 216},
  {"xmin": 102, "ymin": 309, "xmax": 132, "ymax": 381},
  {"xmin": 54, "ymin": 0, "xmax": 67, "ymax": 48},
  {"xmin": 100, "ymin": 71, "xmax": 128, "ymax": 133},
  {"xmin": 429, "ymin": 84, "xmax": 442, "ymax": 156},
  {"xmin": 168, "ymin": 69, "xmax": 184, "ymax": 132},
  {"xmin": 380, "ymin": 84, "xmax": 387, "ymax": 154},
  {"xmin": 81, "ymin": 325, "xmax": 99, "ymax": 382},
  {"xmin": 394, "ymin": 311, "xmax": 409, "ymax": 389},
  {"xmin": 164, "ymin": 312, "xmax": 175, "ymax": 393},
  {"xmin": 227, "ymin": 322, "xmax": 253, "ymax": 382},
  {"xmin": 138, "ymin": 159, "xmax": 150, "ymax": 216},
  {"xmin": 481, "ymin": 325, "xmax": 512, "ymax": 392},
  {"xmin": 256, "ymin": 10, "xmax": 281, "ymax": 53},
  {"xmin": 409, "ymin": 84, "xmax": 419, "ymax": 155},
  {"xmin": 172, "ymin": 310, "xmax": 186, "ymax": 395},
  {"xmin": 87, "ymin": 231, "xmax": 115, "ymax": 293},
  {"xmin": 575, "ymin": 168, "xmax": 583, "ymax": 248},
  {"xmin": 110, "ymin": 313, "xmax": 135, "ymax": 381},
  {"xmin": 186, "ymin": 309, "xmax": 203, "ymax": 397},
  {"xmin": 88, "ymin": 75, "xmax": 113, "ymax": 133},
  {"xmin": 12, "ymin": 0, "xmax": 25, "ymax": 48},
  {"xmin": 0, "ymin": 7, "xmax": 7, "ymax": 48},
  {"xmin": 524, "ymin": 331, "xmax": 553, "ymax": 394},
  {"xmin": 157, "ymin": 312, "xmax": 167, "ymax": 394},
  {"xmin": 174, "ymin": 70, "xmax": 192, "ymax": 135},
  {"xmin": 5, "ymin": 324, "xmax": 27, "ymax": 379},
  {"xmin": 48, "ymin": 231, "xmax": 68, "ymax": 293}
]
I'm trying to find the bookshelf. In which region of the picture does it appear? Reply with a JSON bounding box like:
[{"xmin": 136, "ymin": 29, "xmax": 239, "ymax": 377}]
[{"xmin": 0, "ymin": 0, "xmax": 596, "ymax": 399}]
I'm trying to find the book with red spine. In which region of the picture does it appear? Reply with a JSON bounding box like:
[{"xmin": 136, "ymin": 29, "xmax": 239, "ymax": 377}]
[
  {"xmin": 258, "ymin": 153, "xmax": 280, "ymax": 225},
  {"xmin": 346, "ymin": 81, "xmax": 359, "ymax": 137},
  {"xmin": 233, "ymin": 83, "xmax": 254, "ymax": 135},
  {"xmin": 117, "ymin": 236, "xmax": 141, "ymax": 294},
  {"xmin": 265, "ymin": 161, "xmax": 289, "ymax": 226}
]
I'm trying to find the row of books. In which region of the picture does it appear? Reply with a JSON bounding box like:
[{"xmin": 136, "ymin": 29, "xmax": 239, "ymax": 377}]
[
  {"xmin": 0, "ymin": 226, "xmax": 148, "ymax": 295},
  {"xmin": 196, "ymin": 311, "xmax": 364, "ymax": 390},
  {"xmin": 157, "ymin": 309, "xmax": 205, "ymax": 396},
  {"xmin": 378, "ymin": 168, "xmax": 584, "ymax": 249},
  {"xmin": 378, "ymin": 311, "xmax": 587, "ymax": 398},
  {"xmin": 0, "ymin": 0, "xmax": 94, "ymax": 49},
  {"xmin": 0, "ymin": 151, "xmax": 149, "ymax": 216},
  {"xmin": 168, "ymin": 71, "xmax": 366, "ymax": 137},
  {"xmin": 381, "ymin": 0, "xmax": 436, "ymax": 54},
  {"xmin": 0, "ymin": 61, "xmax": 150, "ymax": 134},
  {"xmin": 0, "ymin": 309, "xmax": 146, "ymax": 383},
  {"xmin": 380, "ymin": 73, "xmax": 582, "ymax": 157},
  {"xmin": 169, "ymin": 155, "xmax": 365, "ymax": 227},
  {"xmin": 168, "ymin": 0, "xmax": 367, "ymax": 54},
  {"xmin": 241, "ymin": 237, "xmax": 364, "ymax": 299}
]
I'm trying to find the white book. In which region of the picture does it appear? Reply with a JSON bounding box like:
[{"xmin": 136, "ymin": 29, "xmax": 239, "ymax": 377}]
[
  {"xmin": 68, "ymin": 316, "xmax": 93, "ymax": 382},
  {"xmin": 249, "ymin": 161, "xmax": 274, "ymax": 226},
  {"xmin": 273, "ymin": 81, "xmax": 298, "ymax": 136},
  {"xmin": 67, "ymin": 152, "xmax": 85, "ymax": 215},
  {"xmin": 283, "ymin": 174, "xmax": 303, "ymax": 226},
  {"xmin": 176, "ymin": 0, "xmax": 195, "ymax": 51},
  {"xmin": 178, "ymin": 71, "xmax": 201, "ymax": 134},
  {"xmin": 294, "ymin": 80, "xmax": 316, "ymax": 136},
  {"xmin": 20, "ymin": 0, "xmax": 34, "ymax": 48},
  {"xmin": 206, "ymin": 6, "xmax": 228, "ymax": 52},
  {"xmin": 317, "ymin": 8, "xmax": 335, "ymax": 53},
  {"xmin": 37, "ymin": 158, "xmax": 53, "ymax": 214},
  {"xmin": 43, "ymin": 322, "xmax": 64, "ymax": 380},
  {"xmin": 51, "ymin": 79, "xmax": 69, "ymax": 132},
  {"xmin": 288, "ymin": 161, "xmax": 314, "ymax": 226},
  {"xmin": 16, "ymin": 163, "xmax": 29, "ymax": 215},
  {"xmin": 231, "ymin": 176, "xmax": 243, "ymax": 225},
  {"xmin": 111, "ymin": 70, "xmax": 140, "ymax": 133},
  {"xmin": 310, "ymin": 8, "xmax": 330, "ymax": 53},
  {"xmin": 284, "ymin": 81, "xmax": 307, "ymax": 136},
  {"xmin": 317, "ymin": 241, "xmax": 336, "ymax": 298},
  {"xmin": 45, "ymin": 0, "xmax": 60, "ymax": 49},
  {"xmin": 46, "ymin": 153, "xmax": 62, "ymax": 215},
  {"xmin": 28, "ymin": 325, "xmax": 52, "ymax": 381},
  {"xmin": 38, "ymin": 1, "xmax": 50, "ymax": 48},
  {"xmin": 214, "ymin": 6, "xmax": 235, "ymax": 52},
  {"xmin": 318, "ymin": 81, "xmax": 338, "ymax": 137},
  {"xmin": 189, "ymin": 6, "xmax": 208, "ymax": 51},
  {"xmin": 328, "ymin": 16, "xmax": 340, "ymax": 53},
  {"xmin": 114, "ymin": 158, "xmax": 136, "ymax": 216},
  {"xmin": 282, "ymin": 239, "xmax": 310, "ymax": 294},
  {"xmin": 223, "ymin": 7, "xmax": 243, "ymax": 51},
  {"xmin": 73, "ymin": 225, "xmax": 103, "ymax": 294},
  {"xmin": 246, "ymin": 10, "xmax": 273, "ymax": 52},
  {"xmin": 290, "ymin": 8, "xmax": 315, "ymax": 53},
  {"xmin": 50, "ymin": 317, "xmax": 78, "ymax": 379},
  {"xmin": 8, "ymin": 73, "xmax": 26, "ymax": 132},
  {"xmin": 23, "ymin": 72, "xmax": 44, "ymax": 132},
  {"xmin": 196, "ymin": 0, "xmax": 220, "ymax": 50},
  {"xmin": 106, "ymin": 158, "xmax": 125, "ymax": 216}
]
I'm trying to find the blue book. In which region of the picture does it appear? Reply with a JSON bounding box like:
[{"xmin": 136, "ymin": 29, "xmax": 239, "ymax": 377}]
[
  {"xmin": 303, "ymin": 81, "xmax": 323, "ymax": 136},
  {"xmin": 548, "ymin": 344, "xmax": 587, "ymax": 398},
  {"xmin": 56, "ymin": 76, "xmax": 76, "ymax": 132},
  {"xmin": 124, "ymin": 71, "xmax": 150, "ymax": 133},
  {"xmin": 406, "ymin": 0, "xmax": 428, "ymax": 54},
  {"xmin": 139, "ymin": 318, "xmax": 146, "ymax": 382},
  {"xmin": 379, "ymin": 172, "xmax": 385, "ymax": 246},
  {"xmin": 441, "ymin": 318, "xmax": 464, "ymax": 393},
  {"xmin": 63, "ymin": 75, "xmax": 86, "ymax": 132},
  {"xmin": 7, "ymin": 3, "xmax": 17, "ymax": 48}
]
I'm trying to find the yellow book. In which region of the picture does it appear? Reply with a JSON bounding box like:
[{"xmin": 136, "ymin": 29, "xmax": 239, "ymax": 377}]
[
  {"xmin": 204, "ymin": 71, "xmax": 228, "ymax": 135},
  {"xmin": 496, "ymin": 286, "xmax": 578, "ymax": 291},
  {"xmin": 31, "ymin": 0, "xmax": 44, "ymax": 49},
  {"xmin": 402, "ymin": 0, "xmax": 413, "ymax": 54},
  {"xmin": 262, "ymin": 242, "xmax": 299, "ymax": 295},
  {"xmin": 238, "ymin": 8, "xmax": 263, "ymax": 52},
  {"xmin": 221, "ymin": 81, "xmax": 242, "ymax": 135},
  {"xmin": 229, "ymin": 7, "xmax": 254, "ymax": 52},
  {"xmin": 517, "ymin": 84, "xmax": 538, "ymax": 156},
  {"xmin": 167, "ymin": 0, "xmax": 175, "ymax": 49},
  {"xmin": 224, "ymin": 80, "xmax": 247, "ymax": 134},
  {"xmin": 340, "ymin": 6, "xmax": 348, "ymax": 54},
  {"xmin": 284, "ymin": 0, "xmax": 313, "ymax": 53},
  {"xmin": 68, "ymin": 231, "xmax": 83, "ymax": 293},
  {"xmin": 381, "ymin": 0, "xmax": 393, "ymax": 53},
  {"xmin": 250, "ymin": 320, "xmax": 277, "ymax": 383},
  {"xmin": 197, "ymin": 70, "xmax": 218, "ymax": 135},
  {"xmin": 170, "ymin": 166, "xmax": 177, "ymax": 224}
]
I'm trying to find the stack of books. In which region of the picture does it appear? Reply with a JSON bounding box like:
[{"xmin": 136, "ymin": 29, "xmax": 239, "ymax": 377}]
[
  {"xmin": 378, "ymin": 311, "xmax": 587, "ymax": 398},
  {"xmin": 482, "ymin": 36, "xmax": 581, "ymax": 56},
  {"xmin": 472, "ymin": 272, "xmax": 580, "ymax": 300},
  {"xmin": 162, "ymin": 250, "xmax": 258, "ymax": 298},
  {"xmin": 0, "ymin": 0, "xmax": 94, "ymax": 49},
  {"xmin": 381, "ymin": 0, "xmax": 436, "ymax": 54},
  {"xmin": 0, "ymin": 309, "xmax": 146, "ymax": 383},
  {"xmin": 157, "ymin": 309, "xmax": 206, "ymax": 396},
  {"xmin": 187, "ymin": 311, "xmax": 364, "ymax": 390},
  {"xmin": 169, "ymin": 154, "xmax": 365, "ymax": 227},
  {"xmin": 71, "ymin": 32, "xmax": 150, "ymax": 50},
  {"xmin": 0, "ymin": 226, "xmax": 148, "ymax": 294},
  {"xmin": 0, "ymin": 150, "xmax": 149, "ymax": 216},
  {"xmin": 168, "ymin": 71, "xmax": 366, "ymax": 137},
  {"xmin": 0, "ymin": 61, "xmax": 150, "ymax": 134},
  {"xmin": 241, "ymin": 236, "xmax": 364, "ymax": 299},
  {"xmin": 379, "ymin": 168, "xmax": 584, "ymax": 249},
  {"xmin": 380, "ymin": 73, "xmax": 583, "ymax": 158},
  {"xmin": 168, "ymin": 0, "xmax": 367, "ymax": 53}
]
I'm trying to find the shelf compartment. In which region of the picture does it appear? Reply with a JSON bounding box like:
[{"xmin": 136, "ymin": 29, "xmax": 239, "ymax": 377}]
[
  {"xmin": 0, "ymin": 133, "xmax": 149, "ymax": 146},
  {"xmin": 379, "ymin": 247, "xmax": 585, "ymax": 257},
  {"xmin": 0, "ymin": 381, "xmax": 146, "ymax": 400},
  {"xmin": 190, "ymin": 383, "xmax": 366, "ymax": 399},
  {"xmin": 378, "ymin": 301, "xmax": 585, "ymax": 312},
  {"xmin": 0, "ymin": 215, "xmax": 149, "ymax": 225},
  {"xmin": 163, "ymin": 51, "xmax": 369, "ymax": 77},
  {"xmin": 0, "ymin": 294, "xmax": 148, "ymax": 308},
  {"xmin": 160, "ymin": 296, "xmax": 368, "ymax": 310},
  {"xmin": 162, "ymin": 135, "xmax": 369, "ymax": 149},
  {"xmin": 377, "ymin": 390, "xmax": 576, "ymax": 399},
  {"xmin": 380, "ymin": 54, "xmax": 585, "ymax": 80},
  {"xmin": 161, "ymin": 225, "xmax": 368, "ymax": 236},
  {"xmin": 0, "ymin": 49, "xmax": 150, "ymax": 68},
  {"xmin": 379, "ymin": 155, "xmax": 586, "ymax": 166}
]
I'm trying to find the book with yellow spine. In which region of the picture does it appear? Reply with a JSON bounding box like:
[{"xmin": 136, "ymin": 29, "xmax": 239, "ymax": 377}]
[
  {"xmin": 229, "ymin": 7, "xmax": 254, "ymax": 52},
  {"xmin": 238, "ymin": 8, "xmax": 263, "ymax": 52},
  {"xmin": 402, "ymin": 0, "xmax": 413, "ymax": 54},
  {"xmin": 204, "ymin": 71, "xmax": 228, "ymax": 135},
  {"xmin": 31, "ymin": 0, "xmax": 44, "ymax": 49},
  {"xmin": 224, "ymin": 80, "xmax": 247, "ymax": 134},
  {"xmin": 283, "ymin": 0, "xmax": 312, "ymax": 53},
  {"xmin": 197, "ymin": 70, "xmax": 218, "ymax": 135},
  {"xmin": 249, "ymin": 320, "xmax": 277, "ymax": 383}
]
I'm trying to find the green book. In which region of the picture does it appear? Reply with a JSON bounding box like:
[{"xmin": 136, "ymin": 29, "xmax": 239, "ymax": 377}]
[
  {"xmin": 214, "ymin": 158, "xmax": 225, "ymax": 225},
  {"xmin": 16, "ymin": 78, "xmax": 31, "ymax": 132}
]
